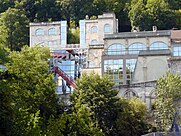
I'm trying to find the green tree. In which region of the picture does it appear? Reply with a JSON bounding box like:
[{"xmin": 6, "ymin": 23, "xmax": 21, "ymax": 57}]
[
  {"xmin": 0, "ymin": 70, "xmax": 14, "ymax": 136},
  {"xmin": 167, "ymin": 0, "xmax": 181, "ymax": 10},
  {"xmin": 67, "ymin": 20, "xmax": 80, "ymax": 44},
  {"xmin": 56, "ymin": 0, "xmax": 73, "ymax": 23},
  {"xmin": 71, "ymin": 73, "xmax": 119, "ymax": 135},
  {"xmin": 0, "ymin": 7, "xmax": 29, "ymax": 51},
  {"xmin": 45, "ymin": 98, "xmax": 103, "ymax": 136},
  {"xmin": 128, "ymin": 0, "xmax": 178, "ymax": 30},
  {"xmin": 67, "ymin": 95, "xmax": 103, "ymax": 136},
  {"xmin": 146, "ymin": 0, "xmax": 177, "ymax": 30},
  {"xmin": 0, "ymin": 0, "xmax": 14, "ymax": 13},
  {"xmin": 176, "ymin": 10, "xmax": 181, "ymax": 29},
  {"xmin": 0, "ymin": 44, "xmax": 9, "ymax": 64},
  {"xmin": 0, "ymin": 46, "xmax": 58, "ymax": 135},
  {"xmin": 155, "ymin": 72, "xmax": 181, "ymax": 131},
  {"xmin": 128, "ymin": 0, "xmax": 147, "ymax": 31},
  {"xmin": 116, "ymin": 97, "xmax": 149, "ymax": 136}
]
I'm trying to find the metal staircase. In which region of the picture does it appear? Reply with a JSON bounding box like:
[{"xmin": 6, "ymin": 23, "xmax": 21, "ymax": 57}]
[
  {"xmin": 54, "ymin": 66, "xmax": 77, "ymax": 89},
  {"xmin": 51, "ymin": 50, "xmax": 78, "ymax": 90}
]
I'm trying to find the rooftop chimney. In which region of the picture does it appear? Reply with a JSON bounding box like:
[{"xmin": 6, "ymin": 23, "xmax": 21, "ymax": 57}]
[{"xmin": 152, "ymin": 26, "xmax": 157, "ymax": 32}]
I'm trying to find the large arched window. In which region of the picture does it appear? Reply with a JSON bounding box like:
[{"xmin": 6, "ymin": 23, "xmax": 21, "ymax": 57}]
[
  {"xmin": 107, "ymin": 44, "xmax": 126, "ymax": 55},
  {"xmin": 48, "ymin": 28, "xmax": 56, "ymax": 35},
  {"xmin": 91, "ymin": 26, "xmax": 97, "ymax": 33},
  {"xmin": 35, "ymin": 28, "xmax": 44, "ymax": 35},
  {"xmin": 124, "ymin": 89, "xmax": 137, "ymax": 98},
  {"xmin": 91, "ymin": 39, "xmax": 98, "ymax": 45},
  {"xmin": 150, "ymin": 41, "xmax": 168, "ymax": 50},
  {"xmin": 128, "ymin": 43, "xmax": 147, "ymax": 54},
  {"xmin": 104, "ymin": 24, "xmax": 110, "ymax": 33},
  {"xmin": 37, "ymin": 42, "xmax": 45, "ymax": 46}
]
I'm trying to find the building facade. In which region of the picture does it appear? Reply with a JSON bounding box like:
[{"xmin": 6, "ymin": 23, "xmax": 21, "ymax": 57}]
[
  {"xmin": 29, "ymin": 13, "xmax": 181, "ymax": 108},
  {"xmin": 30, "ymin": 21, "xmax": 67, "ymax": 49}
]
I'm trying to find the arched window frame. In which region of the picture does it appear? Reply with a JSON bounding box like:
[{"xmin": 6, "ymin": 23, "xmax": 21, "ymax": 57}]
[
  {"xmin": 37, "ymin": 42, "xmax": 45, "ymax": 46},
  {"xmin": 48, "ymin": 28, "xmax": 56, "ymax": 35},
  {"xmin": 91, "ymin": 26, "xmax": 97, "ymax": 33},
  {"xmin": 124, "ymin": 89, "xmax": 137, "ymax": 98},
  {"xmin": 107, "ymin": 44, "xmax": 126, "ymax": 55},
  {"xmin": 35, "ymin": 28, "xmax": 44, "ymax": 36},
  {"xmin": 91, "ymin": 39, "xmax": 98, "ymax": 45},
  {"xmin": 128, "ymin": 42, "xmax": 147, "ymax": 54},
  {"xmin": 150, "ymin": 41, "xmax": 168, "ymax": 50},
  {"xmin": 104, "ymin": 24, "xmax": 110, "ymax": 33}
]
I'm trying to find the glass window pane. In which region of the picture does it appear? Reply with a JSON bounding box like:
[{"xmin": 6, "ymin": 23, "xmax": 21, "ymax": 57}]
[
  {"xmin": 48, "ymin": 28, "xmax": 56, "ymax": 35},
  {"xmin": 35, "ymin": 28, "xmax": 44, "ymax": 35},
  {"xmin": 103, "ymin": 59, "xmax": 123, "ymax": 85},
  {"xmin": 150, "ymin": 41, "xmax": 168, "ymax": 50},
  {"xmin": 173, "ymin": 46, "xmax": 181, "ymax": 56},
  {"xmin": 128, "ymin": 43, "xmax": 147, "ymax": 54},
  {"xmin": 91, "ymin": 39, "xmax": 98, "ymax": 45},
  {"xmin": 104, "ymin": 24, "xmax": 110, "ymax": 33},
  {"xmin": 126, "ymin": 59, "xmax": 137, "ymax": 84},
  {"xmin": 107, "ymin": 44, "xmax": 126, "ymax": 55},
  {"xmin": 91, "ymin": 26, "xmax": 97, "ymax": 33}
]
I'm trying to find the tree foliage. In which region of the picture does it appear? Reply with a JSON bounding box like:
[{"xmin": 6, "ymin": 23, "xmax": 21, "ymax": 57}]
[
  {"xmin": 0, "ymin": 46, "xmax": 58, "ymax": 135},
  {"xmin": 0, "ymin": 0, "xmax": 179, "ymax": 32},
  {"xmin": 155, "ymin": 72, "xmax": 181, "ymax": 131},
  {"xmin": 71, "ymin": 73, "xmax": 119, "ymax": 135},
  {"xmin": 0, "ymin": 7, "xmax": 29, "ymax": 51},
  {"xmin": 116, "ymin": 98, "xmax": 149, "ymax": 136},
  {"xmin": 67, "ymin": 20, "xmax": 80, "ymax": 44},
  {"xmin": 128, "ymin": 0, "xmax": 180, "ymax": 31}
]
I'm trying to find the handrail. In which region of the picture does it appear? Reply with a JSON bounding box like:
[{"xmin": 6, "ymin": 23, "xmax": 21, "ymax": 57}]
[{"xmin": 54, "ymin": 66, "xmax": 77, "ymax": 89}]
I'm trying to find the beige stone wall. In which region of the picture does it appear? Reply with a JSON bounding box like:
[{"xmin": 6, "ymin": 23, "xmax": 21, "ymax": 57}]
[
  {"xmin": 85, "ymin": 20, "xmax": 99, "ymax": 47},
  {"xmin": 104, "ymin": 36, "xmax": 171, "ymax": 50},
  {"xmin": 170, "ymin": 59, "xmax": 181, "ymax": 76},
  {"xmin": 117, "ymin": 86, "xmax": 156, "ymax": 109},
  {"xmin": 82, "ymin": 68, "xmax": 102, "ymax": 76},
  {"xmin": 132, "ymin": 55, "xmax": 169, "ymax": 83},
  {"xmin": 85, "ymin": 13, "xmax": 118, "ymax": 47},
  {"xmin": 30, "ymin": 22, "xmax": 62, "ymax": 49},
  {"xmin": 87, "ymin": 48, "xmax": 104, "ymax": 67}
]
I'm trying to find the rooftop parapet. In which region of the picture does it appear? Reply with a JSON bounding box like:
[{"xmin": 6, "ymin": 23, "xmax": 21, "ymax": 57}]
[
  {"xmin": 29, "ymin": 21, "xmax": 62, "ymax": 26},
  {"xmin": 139, "ymin": 49, "xmax": 171, "ymax": 56},
  {"xmin": 104, "ymin": 30, "xmax": 171, "ymax": 39}
]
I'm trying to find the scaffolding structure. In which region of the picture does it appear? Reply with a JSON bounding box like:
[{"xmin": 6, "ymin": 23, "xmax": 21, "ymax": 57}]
[{"xmin": 50, "ymin": 49, "xmax": 87, "ymax": 94}]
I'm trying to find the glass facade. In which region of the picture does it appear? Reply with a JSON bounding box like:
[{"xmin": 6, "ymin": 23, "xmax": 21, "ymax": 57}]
[
  {"xmin": 128, "ymin": 43, "xmax": 147, "ymax": 54},
  {"xmin": 107, "ymin": 44, "xmax": 126, "ymax": 55},
  {"xmin": 173, "ymin": 46, "xmax": 181, "ymax": 56},
  {"xmin": 79, "ymin": 20, "xmax": 86, "ymax": 47},
  {"xmin": 61, "ymin": 21, "xmax": 67, "ymax": 48},
  {"xmin": 150, "ymin": 41, "xmax": 168, "ymax": 50},
  {"xmin": 126, "ymin": 59, "xmax": 137, "ymax": 84},
  {"xmin": 54, "ymin": 50, "xmax": 79, "ymax": 94},
  {"xmin": 104, "ymin": 59, "xmax": 123, "ymax": 86}
]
